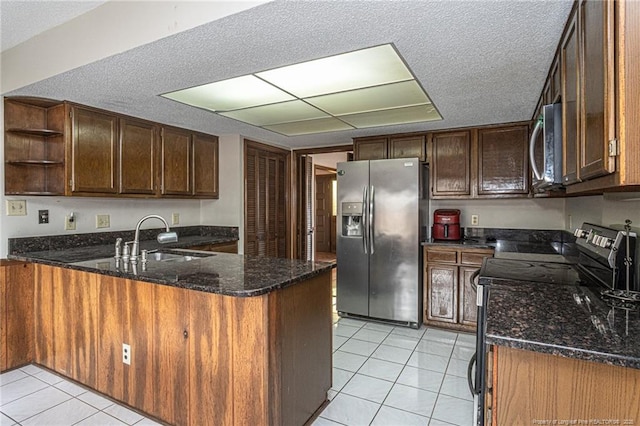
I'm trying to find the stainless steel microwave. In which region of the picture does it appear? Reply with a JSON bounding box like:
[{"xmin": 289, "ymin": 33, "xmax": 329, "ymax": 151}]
[{"xmin": 529, "ymin": 103, "xmax": 563, "ymax": 191}]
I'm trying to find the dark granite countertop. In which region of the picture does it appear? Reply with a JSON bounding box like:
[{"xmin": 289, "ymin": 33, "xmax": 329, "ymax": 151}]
[
  {"xmin": 486, "ymin": 282, "xmax": 640, "ymax": 369},
  {"xmin": 7, "ymin": 227, "xmax": 333, "ymax": 297},
  {"xmin": 10, "ymin": 248, "xmax": 334, "ymax": 298}
]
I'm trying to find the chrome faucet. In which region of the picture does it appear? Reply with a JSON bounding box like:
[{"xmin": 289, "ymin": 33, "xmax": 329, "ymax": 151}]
[{"xmin": 129, "ymin": 214, "xmax": 178, "ymax": 263}]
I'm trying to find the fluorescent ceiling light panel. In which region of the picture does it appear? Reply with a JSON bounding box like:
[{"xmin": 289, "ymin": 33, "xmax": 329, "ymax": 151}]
[
  {"xmin": 220, "ymin": 100, "xmax": 329, "ymax": 126},
  {"xmin": 339, "ymin": 105, "xmax": 442, "ymax": 128},
  {"xmin": 257, "ymin": 44, "xmax": 413, "ymax": 98},
  {"xmin": 263, "ymin": 117, "xmax": 354, "ymax": 136},
  {"xmin": 162, "ymin": 75, "xmax": 294, "ymax": 111},
  {"xmin": 306, "ymin": 81, "xmax": 431, "ymax": 116},
  {"xmin": 160, "ymin": 44, "xmax": 441, "ymax": 136}
]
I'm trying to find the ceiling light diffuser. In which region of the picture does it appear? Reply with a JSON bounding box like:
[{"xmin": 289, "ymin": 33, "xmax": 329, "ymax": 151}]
[{"xmin": 160, "ymin": 44, "xmax": 441, "ymax": 136}]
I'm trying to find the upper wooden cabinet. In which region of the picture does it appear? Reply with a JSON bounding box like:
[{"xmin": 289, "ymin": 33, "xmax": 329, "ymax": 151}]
[
  {"xmin": 70, "ymin": 106, "xmax": 119, "ymax": 194},
  {"xmin": 4, "ymin": 97, "xmax": 219, "ymax": 199},
  {"xmin": 119, "ymin": 118, "xmax": 158, "ymax": 195},
  {"xmin": 430, "ymin": 124, "xmax": 530, "ymax": 199},
  {"xmin": 578, "ymin": 0, "xmax": 616, "ymax": 181},
  {"xmin": 192, "ymin": 133, "xmax": 219, "ymax": 198},
  {"xmin": 430, "ymin": 130, "xmax": 471, "ymax": 197},
  {"xmin": 542, "ymin": 0, "xmax": 640, "ymax": 194},
  {"xmin": 561, "ymin": 10, "xmax": 581, "ymax": 186},
  {"xmin": 161, "ymin": 126, "xmax": 192, "ymax": 196},
  {"xmin": 477, "ymin": 125, "xmax": 529, "ymax": 195},
  {"xmin": 353, "ymin": 134, "xmax": 426, "ymax": 161}
]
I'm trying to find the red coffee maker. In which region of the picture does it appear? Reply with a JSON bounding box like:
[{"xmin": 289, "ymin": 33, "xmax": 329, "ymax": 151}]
[{"xmin": 432, "ymin": 209, "xmax": 461, "ymax": 240}]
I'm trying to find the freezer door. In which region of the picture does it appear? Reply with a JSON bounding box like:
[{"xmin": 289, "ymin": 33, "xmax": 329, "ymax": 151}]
[
  {"xmin": 369, "ymin": 158, "xmax": 420, "ymax": 324},
  {"xmin": 336, "ymin": 160, "xmax": 370, "ymax": 317}
]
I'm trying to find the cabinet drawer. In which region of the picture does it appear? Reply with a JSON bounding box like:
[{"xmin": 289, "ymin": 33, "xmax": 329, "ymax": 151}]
[
  {"xmin": 427, "ymin": 250, "xmax": 458, "ymax": 264},
  {"xmin": 461, "ymin": 251, "xmax": 492, "ymax": 266}
]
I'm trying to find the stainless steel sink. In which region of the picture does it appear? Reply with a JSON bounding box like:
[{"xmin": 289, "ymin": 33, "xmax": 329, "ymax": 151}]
[{"xmin": 147, "ymin": 251, "xmax": 214, "ymax": 262}]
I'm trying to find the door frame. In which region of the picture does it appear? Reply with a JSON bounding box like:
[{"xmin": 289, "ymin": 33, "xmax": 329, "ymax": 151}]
[
  {"xmin": 291, "ymin": 145, "xmax": 352, "ymax": 260},
  {"xmin": 314, "ymin": 165, "xmax": 337, "ymax": 255}
]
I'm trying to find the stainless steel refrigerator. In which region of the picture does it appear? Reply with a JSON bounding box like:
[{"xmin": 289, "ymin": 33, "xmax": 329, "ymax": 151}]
[{"xmin": 336, "ymin": 158, "xmax": 427, "ymax": 328}]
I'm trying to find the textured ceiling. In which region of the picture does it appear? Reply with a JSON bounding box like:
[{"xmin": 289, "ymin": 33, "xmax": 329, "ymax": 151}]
[
  {"xmin": 0, "ymin": 0, "xmax": 107, "ymax": 51},
  {"xmin": 3, "ymin": 0, "xmax": 573, "ymax": 149}
]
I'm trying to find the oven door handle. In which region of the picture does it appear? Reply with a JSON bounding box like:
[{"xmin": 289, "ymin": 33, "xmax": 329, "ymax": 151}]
[
  {"xmin": 468, "ymin": 351, "xmax": 478, "ymax": 395},
  {"xmin": 470, "ymin": 269, "xmax": 480, "ymax": 291}
]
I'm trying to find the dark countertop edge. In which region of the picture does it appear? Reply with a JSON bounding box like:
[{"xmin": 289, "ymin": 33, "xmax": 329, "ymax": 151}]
[
  {"xmin": 421, "ymin": 240, "xmax": 496, "ymax": 249},
  {"xmin": 486, "ymin": 335, "xmax": 640, "ymax": 370},
  {"xmin": 8, "ymin": 254, "xmax": 335, "ymax": 298}
]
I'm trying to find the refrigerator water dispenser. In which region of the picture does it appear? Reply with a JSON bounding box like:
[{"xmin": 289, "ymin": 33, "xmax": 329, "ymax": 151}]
[{"xmin": 341, "ymin": 202, "xmax": 363, "ymax": 236}]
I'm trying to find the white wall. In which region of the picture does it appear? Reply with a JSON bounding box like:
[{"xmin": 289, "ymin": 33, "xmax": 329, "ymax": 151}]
[
  {"xmin": 431, "ymin": 197, "xmax": 567, "ymax": 230},
  {"xmin": 200, "ymin": 135, "xmax": 244, "ymax": 253},
  {"xmin": 312, "ymin": 152, "xmax": 348, "ymax": 169},
  {"xmin": 566, "ymin": 193, "xmax": 640, "ymax": 231}
]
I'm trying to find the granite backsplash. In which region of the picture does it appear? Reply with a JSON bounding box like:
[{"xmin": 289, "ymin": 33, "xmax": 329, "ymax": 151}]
[{"xmin": 8, "ymin": 226, "xmax": 238, "ymax": 254}]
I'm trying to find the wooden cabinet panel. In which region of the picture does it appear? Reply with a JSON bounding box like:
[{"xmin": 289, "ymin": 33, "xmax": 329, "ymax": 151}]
[
  {"xmin": 461, "ymin": 251, "xmax": 492, "ymax": 265},
  {"xmin": 459, "ymin": 266, "xmax": 478, "ymax": 326},
  {"xmin": 71, "ymin": 106, "xmax": 118, "ymax": 194},
  {"xmin": 426, "ymin": 264, "xmax": 458, "ymax": 323},
  {"xmin": 431, "ymin": 131, "xmax": 471, "ymax": 197},
  {"xmin": 1, "ymin": 262, "xmax": 34, "ymax": 371},
  {"xmin": 189, "ymin": 292, "xmax": 233, "ymax": 426},
  {"xmin": 477, "ymin": 125, "xmax": 529, "ymax": 195},
  {"xmin": 192, "ymin": 133, "xmax": 219, "ymax": 198},
  {"xmin": 119, "ymin": 118, "xmax": 157, "ymax": 195},
  {"xmin": 188, "ymin": 241, "xmax": 238, "ymax": 253},
  {"xmin": 152, "ymin": 285, "xmax": 190, "ymax": 426},
  {"xmin": 495, "ymin": 346, "xmax": 640, "ymax": 424},
  {"xmin": 34, "ymin": 265, "xmax": 98, "ymax": 386},
  {"xmin": 579, "ymin": 0, "xmax": 616, "ymax": 180},
  {"xmin": 389, "ymin": 135, "xmax": 426, "ymax": 161},
  {"xmin": 96, "ymin": 276, "xmax": 155, "ymax": 414},
  {"xmin": 353, "ymin": 137, "xmax": 388, "ymax": 160},
  {"xmin": 562, "ymin": 12, "xmax": 581, "ymax": 185},
  {"xmin": 161, "ymin": 127, "xmax": 192, "ymax": 196},
  {"xmin": 427, "ymin": 250, "xmax": 458, "ymax": 264}
]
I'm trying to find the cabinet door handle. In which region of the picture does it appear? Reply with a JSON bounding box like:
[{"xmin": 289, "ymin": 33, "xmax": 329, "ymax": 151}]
[
  {"xmin": 470, "ymin": 269, "xmax": 480, "ymax": 291},
  {"xmin": 183, "ymin": 330, "xmax": 189, "ymax": 339}
]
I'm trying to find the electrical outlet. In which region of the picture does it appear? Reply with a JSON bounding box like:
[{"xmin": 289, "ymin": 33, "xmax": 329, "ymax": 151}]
[
  {"xmin": 471, "ymin": 214, "xmax": 479, "ymax": 226},
  {"xmin": 122, "ymin": 343, "xmax": 131, "ymax": 365},
  {"xmin": 172, "ymin": 213, "xmax": 180, "ymax": 225},
  {"xmin": 65, "ymin": 213, "xmax": 76, "ymax": 231},
  {"xmin": 38, "ymin": 210, "xmax": 49, "ymax": 224},
  {"xmin": 6, "ymin": 200, "xmax": 27, "ymax": 216},
  {"xmin": 96, "ymin": 214, "xmax": 110, "ymax": 228}
]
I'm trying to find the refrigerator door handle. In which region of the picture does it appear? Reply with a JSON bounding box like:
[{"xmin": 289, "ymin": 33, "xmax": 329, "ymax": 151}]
[
  {"xmin": 369, "ymin": 185, "xmax": 375, "ymax": 254},
  {"xmin": 362, "ymin": 185, "xmax": 368, "ymax": 254}
]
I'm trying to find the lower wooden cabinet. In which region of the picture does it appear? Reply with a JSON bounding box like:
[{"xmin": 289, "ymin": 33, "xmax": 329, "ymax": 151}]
[
  {"xmin": 20, "ymin": 264, "xmax": 330, "ymax": 426},
  {"xmin": 492, "ymin": 346, "xmax": 640, "ymax": 424},
  {"xmin": 188, "ymin": 240, "xmax": 238, "ymax": 253},
  {"xmin": 423, "ymin": 246, "xmax": 493, "ymax": 331},
  {"xmin": 0, "ymin": 261, "xmax": 34, "ymax": 371}
]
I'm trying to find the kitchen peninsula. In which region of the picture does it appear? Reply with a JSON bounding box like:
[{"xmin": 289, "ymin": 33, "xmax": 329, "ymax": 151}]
[{"xmin": 2, "ymin": 233, "xmax": 333, "ymax": 426}]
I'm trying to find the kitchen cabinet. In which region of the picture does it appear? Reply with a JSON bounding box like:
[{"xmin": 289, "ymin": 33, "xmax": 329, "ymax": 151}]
[
  {"xmin": 3, "ymin": 97, "xmax": 66, "ymax": 195},
  {"xmin": 353, "ymin": 134, "xmax": 426, "ymax": 161},
  {"xmin": 96, "ymin": 275, "xmax": 155, "ymax": 415},
  {"xmin": 192, "ymin": 133, "xmax": 219, "ymax": 198},
  {"xmin": 34, "ymin": 265, "xmax": 98, "ymax": 387},
  {"xmin": 20, "ymin": 263, "xmax": 330, "ymax": 425},
  {"xmin": 119, "ymin": 117, "xmax": 158, "ymax": 195},
  {"xmin": 160, "ymin": 126, "xmax": 192, "ymax": 196},
  {"xmin": 4, "ymin": 97, "xmax": 220, "ymax": 199},
  {"xmin": 477, "ymin": 125, "xmax": 529, "ymax": 196},
  {"xmin": 70, "ymin": 105, "xmax": 119, "ymax": 194},
  {"xmin": 561, "ymin": 10, "xmax": 580, "ymax": 186},
  {"xmin": 578, "ymin": 0, "xmax": 616, "ymax": 181},
  {"xmin": 423, "ymin": 246, "xmax": 493, "ymax": 331},
  {"xmin": 245, "ymin": 141, "xmax": 289, "ymax": 258},
  {"xmin": 188, "ymin": 240, "xmax": 238, "ymax": 253},
  {"xmin": 430, "ymin": 130, "xmax": 471, "ymax": 197},
  {"xmin": 0, "ymin": 261, "xmax": 34, "ymax": 372},
  {"xmin": 492, "ymin": 346, "xmax": 640, "ymax": 424}
]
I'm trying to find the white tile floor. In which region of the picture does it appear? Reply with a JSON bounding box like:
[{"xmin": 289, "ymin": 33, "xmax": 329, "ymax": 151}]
[
  {"xmin": 0, "ymin": 365, "xmax": 161, "ymax": 426},
  {"xmin": 316, "ymin": 304, "xmax": 476, "ymax": 426}
]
